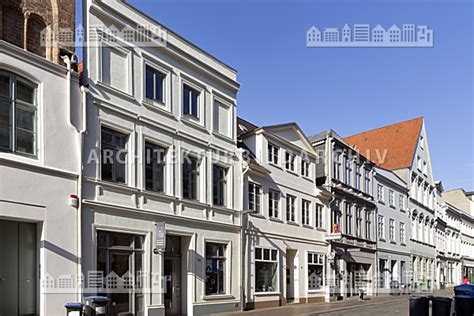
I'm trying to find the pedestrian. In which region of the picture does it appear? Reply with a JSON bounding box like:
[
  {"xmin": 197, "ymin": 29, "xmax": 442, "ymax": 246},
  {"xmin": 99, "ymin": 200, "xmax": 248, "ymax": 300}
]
[
  {"xmin": 359, "ymin": 288, "xmax": 364, "ymax": 301},
  {"xmin": 463, "ymin": 276, "xmax": 469, "ymax": 285}
]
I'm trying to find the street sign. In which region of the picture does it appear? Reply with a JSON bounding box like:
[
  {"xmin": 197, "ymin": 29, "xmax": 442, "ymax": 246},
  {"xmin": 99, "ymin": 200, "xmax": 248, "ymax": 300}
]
[
  {"xmin": 324, "ymin": 233, "xmax": 343, "ymax": 241},
  {"xmin": 346, "ymin": 248, "xmax": 361, "ymax": 253},
  {"xmin": 154, "ymin": 222, "xmax": 166, "ymax": 251}
]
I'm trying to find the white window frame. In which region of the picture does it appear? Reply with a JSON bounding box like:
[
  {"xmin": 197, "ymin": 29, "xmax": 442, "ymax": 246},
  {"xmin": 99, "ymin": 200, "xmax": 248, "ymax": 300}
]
[
  {"xmin": 268, "ymin": 189, "xmax": 280, "ymax": 219},
  {"xmin": 378, "ymin": 215, "xmax": 385, "ymax": 240},
  {"xmin": 180, "ymin": 76, "xmax": 205, "ymax": 123},
  {"xmin": 99, "ymin": 39, "xmax": 133, "ymax": 95},
  {"xmin": 315, "ymin": 203, "xmax": 323, "ymax": 229},
  {"xmin": 285, "ymin": 151, "xmax": 296, "ymax": 172},
  {"xmin": 212, "ymin": 96, "xmax": 232, "ymax": 138},
  {"xmin": 142, "ymin": 55, "xmax": 172, "ymax": 111},
  {"xmin": 301, "ymin": 159, "xmax": 310, "ymax": 178},
  {"xmin": 389, "ymin": 189, "xmax": 395, "ymax": 207},
  {"xmin": 286, "ymin": 195, "xmax": 296, "ymax": 223},
  {"xmin": 389, "ymin": 219, "xmax": 395, "ymax": 242},
  {"xmin": 248, "ymin": 182, "xmax": 262, "ymax": 213},
  {"xmin": 268, "ymin": 142, "xmax": 279, "ymax": 165},
  {"xmin": 377, "ymin": 184, "xmax": 384, "ymax": 202},
  {"xmin": 302, "ymin": 199, "xmax": 311, "ymax": 226},
  {"xmin": 400, "ymin": 222, "xmax": 406, "ymax": 245},
  {"xmin": 254, "ymin": 247, "xmax": 279, "ymax": 293},
  {"xmin": 307, "ymin": 252, "xmax": 325, "ymax": 292}
]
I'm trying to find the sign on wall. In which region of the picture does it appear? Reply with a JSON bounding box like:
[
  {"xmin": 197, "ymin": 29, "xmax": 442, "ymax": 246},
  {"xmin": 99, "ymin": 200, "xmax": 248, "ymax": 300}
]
[{"xmin": 154, "ymin": 222, "xmax": 166, "ymax": 251}]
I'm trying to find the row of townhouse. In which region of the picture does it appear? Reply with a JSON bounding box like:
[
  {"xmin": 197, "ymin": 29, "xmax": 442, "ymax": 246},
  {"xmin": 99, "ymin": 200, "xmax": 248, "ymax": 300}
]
[{"xmin": 1, "ymin": 0, "xmax": 474, "ymax": 316}]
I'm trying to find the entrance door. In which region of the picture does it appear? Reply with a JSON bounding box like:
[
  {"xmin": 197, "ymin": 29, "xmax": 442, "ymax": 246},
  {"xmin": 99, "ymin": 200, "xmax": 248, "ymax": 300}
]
[
  {"xmin": 164, "ymin": 236, "xmax": 182, "ymax": 316},
  {"xmin": 0, "ymin": 220, "xmax": 37, "ymax": 316},
  {"xmin": 286, "ymin": 250, "xmax": 296, "ymax": 303}
]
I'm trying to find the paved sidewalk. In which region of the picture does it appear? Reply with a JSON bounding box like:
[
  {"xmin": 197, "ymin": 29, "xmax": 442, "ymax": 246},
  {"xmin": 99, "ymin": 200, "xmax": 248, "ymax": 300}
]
[{"xmin": 212, "ymin": 288, "xmax": 455, "ymax": 316}]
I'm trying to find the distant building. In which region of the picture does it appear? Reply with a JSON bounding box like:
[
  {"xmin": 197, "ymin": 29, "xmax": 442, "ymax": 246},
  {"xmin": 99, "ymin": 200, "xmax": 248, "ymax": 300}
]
[
  {"xmin": 324, "ymin": 28, "xmax": 340, "ymax": 42},
  {"xmin": 403, "ymin": 24, "xmax": 416, "ymax": 42},
  {"xmin": 372, "ymin": 24, "xmax": 386, "ymax": 43},
  {"xmin": 388, "ymin": 25, "xmax": 401, "ymax": 42},
  {"xmin": 354, "ymin": 24, "xmax": 370, "ymax": 42},
  {"xmin": 342, "ymin": 24, "xmax": 351, "ymax": 42}
]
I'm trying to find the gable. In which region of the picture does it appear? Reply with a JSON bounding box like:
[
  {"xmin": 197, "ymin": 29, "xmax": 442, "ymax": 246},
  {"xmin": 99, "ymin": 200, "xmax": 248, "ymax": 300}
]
[
  {"xmin": 344, "ymin": 117, "xmax": 423, "ymax": 170},
  {"xmin": 264, "ymin": 124, "xmax": 316, "ymax": 155}
]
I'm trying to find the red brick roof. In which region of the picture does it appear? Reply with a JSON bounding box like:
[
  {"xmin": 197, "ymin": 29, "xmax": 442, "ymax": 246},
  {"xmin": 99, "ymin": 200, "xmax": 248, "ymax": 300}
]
[{"xmin": 344, "ymin": 117, "xmax": 423, "ymax": 170}]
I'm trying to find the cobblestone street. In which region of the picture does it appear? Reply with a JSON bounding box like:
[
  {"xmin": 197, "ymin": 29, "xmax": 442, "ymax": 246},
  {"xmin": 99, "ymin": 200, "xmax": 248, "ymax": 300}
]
[{"xmin": 214, "ymin": 288, "xmax": 455, "ymax": 316}]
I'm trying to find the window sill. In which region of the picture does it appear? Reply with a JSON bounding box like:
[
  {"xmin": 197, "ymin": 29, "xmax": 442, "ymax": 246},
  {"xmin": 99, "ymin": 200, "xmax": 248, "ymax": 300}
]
[
  {"xmin": 308, "ymin": 289, "xmax": 325, "ymax": 294},
  {"xmin": 302, "ymin": 224, "xmax": 313, "ymax": 229},
  {"xmin": 316, "ymin": 227, "xmax": 326, "ymax": 232},
  {"xmin": 390, "ymin": 241, "xmax": 397, "ymax": 244},
  {"xmin": 142, "ymin": 99, "xmax": 174, "ymax": 118},
  {"xmin": 254, "ymin": 291, "xmax": 281, "ymax": 297},
  {"xmin": 285, "ymin": 169, "xmax": 298, "ymax": 176},
  {"xmin": 181, "ymin": 115, "xmax": 207, "ymax": 132},
  {"xmin": 268, "ymin": 162, "xmax": 282, "ymax": 169},
  {"xmin": 269, "ymin": 217, "xmax": 284, "ymax": 223},
  {"xmin": 203, "ymin": 294, "xmax": 235, "ymax": 301},
  {"xmin": 249, "ymin": 212, "xmax": 265, "ymax": 219},
  {"xmin": 287, "ymin": 221, "xmax": 299, "ymax": 226}
]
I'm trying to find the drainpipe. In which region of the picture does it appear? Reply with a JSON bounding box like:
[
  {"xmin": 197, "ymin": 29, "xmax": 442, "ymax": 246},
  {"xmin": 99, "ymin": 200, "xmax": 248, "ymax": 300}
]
[
  {"xmin": 61, "ymin": 55, "xmax": 77, "ymax": 129},
  {"xmin": 77, "ymin": 84, "xmax": 89, "ymax": 301},
  {"xmin": 240, "ymin": 148, "xmax": 250, "ymax": 311}
]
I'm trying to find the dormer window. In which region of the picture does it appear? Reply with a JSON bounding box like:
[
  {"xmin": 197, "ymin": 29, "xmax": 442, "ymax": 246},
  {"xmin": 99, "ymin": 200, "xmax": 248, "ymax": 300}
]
[
  {"xmin": 420, "ymin": 135, "xmax": 424, "ymax": 150},
  {"xmin": 268, "ymin": 143, "xmax": 279, "ymax": 164},
  {"xmin": 301, "ymin": 160, "xmax": 310, "ymax": 177},
  {"xmin": 285, "ymin": 151, "xmax": 296, "ymax": 171}
]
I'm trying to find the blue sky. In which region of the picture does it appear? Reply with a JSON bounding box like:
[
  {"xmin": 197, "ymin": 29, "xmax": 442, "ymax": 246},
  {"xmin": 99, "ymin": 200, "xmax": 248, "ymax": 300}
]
[{"xmin": 77, "ymin": 0, "xmax": 473, "ymax": 191}]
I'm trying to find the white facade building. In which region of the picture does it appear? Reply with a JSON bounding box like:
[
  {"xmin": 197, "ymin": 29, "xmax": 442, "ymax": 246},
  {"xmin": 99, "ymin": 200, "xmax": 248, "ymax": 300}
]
[
  {"xmin": 82, "ymin": 1, "xmax": 242, "ymax": 315},
  {"xmin": 0, "ymin": 40, "xmax": 82, "ymax": 315},
  {"xmin": 238, "ymin": 120, "xmax": 331, "ymax": 309},
  {"xmin": 373, "ymin": 167, "xmax": 410, "ymax": 292}
]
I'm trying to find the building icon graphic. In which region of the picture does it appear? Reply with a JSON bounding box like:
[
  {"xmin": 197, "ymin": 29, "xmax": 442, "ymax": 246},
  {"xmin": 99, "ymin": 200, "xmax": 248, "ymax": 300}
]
[
  {"xmin": 354, "ymin": 24, "xmax": 370, "ymax": 42},
  {"xmin": 342, "ymin": 24, "xmax": 351, "ymax": 42},
  {"xmin": 324, "ymin": 28, "xmax": 340, "ymax": 42},
  {"xmin": 306, "ymin": 23, "xmax": 433, "ymax": 47}
]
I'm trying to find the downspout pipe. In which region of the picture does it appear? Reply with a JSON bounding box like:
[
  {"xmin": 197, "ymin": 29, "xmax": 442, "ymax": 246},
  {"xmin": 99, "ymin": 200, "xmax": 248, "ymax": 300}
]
[
  {"xmin": 60, "ymin": 54, "xmax": 77, "ymax": 129},
  {"xmin": 240, "ymin": 148, "xmax": 250, "ymax": 311}
]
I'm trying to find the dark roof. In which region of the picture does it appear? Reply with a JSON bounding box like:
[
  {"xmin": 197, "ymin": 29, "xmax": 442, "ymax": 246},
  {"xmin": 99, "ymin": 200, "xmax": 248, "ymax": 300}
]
[{"xmin": 237, "ymin": 117, "xmax": 258, "ymax": 137}]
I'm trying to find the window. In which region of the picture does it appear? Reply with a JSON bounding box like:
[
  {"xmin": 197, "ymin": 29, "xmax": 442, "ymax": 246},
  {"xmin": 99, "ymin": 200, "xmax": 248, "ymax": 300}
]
[
  {"xmin": 285, "ymin": 151, "xmax": 296, "ymax": 171},
  {"xmin": 345, "ymin": 203, "xmax": 352, "ymax": 235},
  {"xmin": 286, "ymin": 195, "xmax": 296, "ymax": 222},
  {"xmin": 400, "ymin": 222, "xmax": 406, "ymax": 244},
  {"xmin": 308, "ymin": 253, "xmax": 324, "ymax": 290},
  {"xmin": 248, "ymin": 182, "xmax": 262, "ymax": 213},
  {"xmin": 268, "ymin": 143, "xmax": 279, "ymax": 164},
  {"xmin": 301, "ymin": 160, "xmax": 310, "ymax": 177},
  {"xmin": 268, "ymin": 189, "xmax": 280, "ymax": 218},
  {"xmin": 345, "ymin": 157, "xmax": 352, "ymax": 186},
  {"xmin": 0, "ymin": 72, "xmax": 37, "ymax": 156},
  {"xmin": 205, "ymin": 243, "xmax": 226, "ymax": 295},
  {"xmin": 213, "ymin": 100, "xmax": 230, "ymax": 137},
  {"xmin": 417, "ymin": 156, "xmax": 422, "ymax": 171},
  {"xmin": 333, "ymin": 152, "xmax": 341, "ymax": 180},
  {"xmin": 365, "ymin": 210, "xmax": 372, "ymax": 240},
  {"xmin": 377, "ymin": 184, "xmax": 384, "ymax": 202},
  {"xmin": 213, "ymin": 165, "xmax": 227, "ymax": 206},
  {"xmin": 144, "ymin": 142, "xmax": 165, "ymax": 192},
  {"xmin": 423, "ymin": 161, "xmax": 427, "ymax": 175},
  {"xmin": 101, "ymin": 127, "xmax": 128, "ymax": 183},
  {"xmin": 355, "ymin": 206, "xmax": 362, "ymax": 237},
  {"xmin": 419, "ymin": 135, "xmax": 424, "ymax": 150},
  {"xmin": 389, "ymin": 219, "xmax": 395, "ymax": 242},
  {"xmin": 355, "ymin": 164, "xmax": 361, "ymax": 190},
  {"xmin": 182, "ymin": 83, "xmax": 199, "ymax": 118},
  {"xmin": 315, "ymin": 204, "xmax": 323, "ymax": 228},
  {"xmin": 399, "ymin": 194, "xmax": 405, "ymax": 211},
  {"xmin": 389, "ymin": 190, "xmax": 395, "ymax": 207},
  {"xmin": 145, "ymin": 65, "xmax": 165, "ymax": 103},
  {"xmin": 378, "ymin": 215, "xmax": 385, "ymax": 240},
  {"xmin": 364, "ymin": 170, "xmax": 371, "ymax": 194},
  {"xmin": 255, "ymin": 247, "xmax": 278, "ymax": 292},
  {"xmin": 183, "ymin": 156, "xmax": 199, "ymax": 200},
  {"xmin": 302, "ymin": 199, "xmax": 311, "ymax": 226},
  {"xmin": 332, "ymin": 200, "xmax": 342, "ymax": 233}
]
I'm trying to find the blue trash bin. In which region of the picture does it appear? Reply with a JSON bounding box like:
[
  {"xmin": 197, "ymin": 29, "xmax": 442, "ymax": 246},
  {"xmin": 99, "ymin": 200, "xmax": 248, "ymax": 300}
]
[
  {"xmin": 84, "ymin": 296, "xmax": 109, "ymax": 316},
  {"xmin": 454, "ymin": 284, "xmax": 474, "ymax": 316},
  {"xmin": 65, "ymin": 302, "xmax": 84, "ymax": 316}
]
